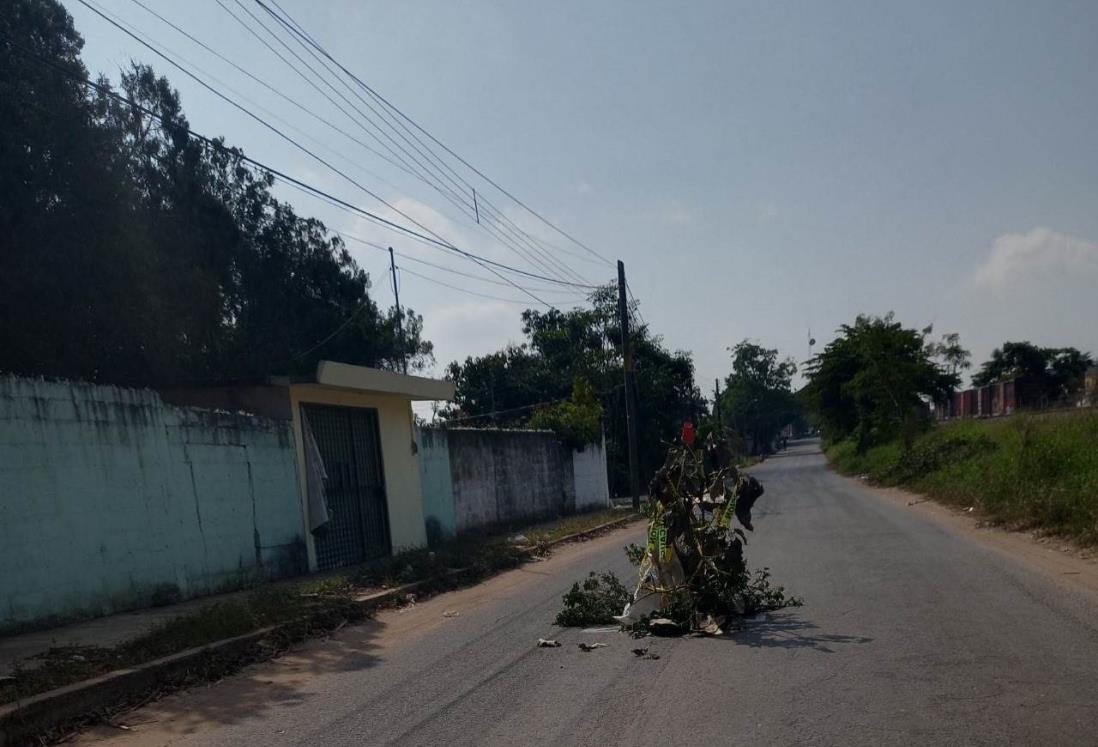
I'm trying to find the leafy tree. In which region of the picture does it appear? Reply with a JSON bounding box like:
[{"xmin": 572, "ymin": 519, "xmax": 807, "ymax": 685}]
[
  {"xmin": 443, "ymin": 345, "xmax": 556, "ymax": 427},
  {"xmin": 923, "ymin": 330, "xmax": 971, "ymax": 379},
  {"xmin": 0, "ymin": 0, "xmax": 430, "ymax": 386},
  {"xmin": 444, "ymin": 285, "xmax": 704, "ymax": 494},
  {"xmin": 719, "ymin": 341, "xmax": 801, "ymax": 455},
  {"xmin": 530, "ymin": 378, "xmax": 603, "ymax": 450},
  {"xmin": 971, "ymin": 342, "xmax": 1092, "ymax": 402},
  {"xmin": 803, "ymin": 313, "xmax": 959, "ymax": 451}
]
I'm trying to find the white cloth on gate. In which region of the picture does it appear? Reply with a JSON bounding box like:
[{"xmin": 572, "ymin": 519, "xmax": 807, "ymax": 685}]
[{"xmin": 301, "ymin": 410, "xmax": 331, "ymax": 532}]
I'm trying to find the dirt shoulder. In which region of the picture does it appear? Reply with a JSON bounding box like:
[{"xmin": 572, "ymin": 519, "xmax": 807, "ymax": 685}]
[{"xmin": 835, "ymin": 469, "xmax": 1098, "ymax": 601}]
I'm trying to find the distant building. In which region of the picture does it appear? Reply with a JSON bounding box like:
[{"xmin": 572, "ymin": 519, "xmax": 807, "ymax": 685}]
[
  {"xmin": 1081, "ymin": 366, "xmax": 1098, "ymax": 408},
  {"xmin": 937, "ymin": 374, "xmax": 1048, "ymax": 421}
]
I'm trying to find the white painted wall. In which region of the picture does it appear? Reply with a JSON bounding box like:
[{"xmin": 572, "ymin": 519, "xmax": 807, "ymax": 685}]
[{"xmin": 572, "ymin": 435, "xmax": 611, "ymax": 511}]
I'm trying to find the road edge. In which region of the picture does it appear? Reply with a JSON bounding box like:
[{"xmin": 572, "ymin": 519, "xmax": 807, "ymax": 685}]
[
  {"xmin": 0, "ymin": 513, "xmax": 644, "ymax": 746},
  {"xmin": 828, "ymin": 465, "xmax": 1098, "ymax": 602}
]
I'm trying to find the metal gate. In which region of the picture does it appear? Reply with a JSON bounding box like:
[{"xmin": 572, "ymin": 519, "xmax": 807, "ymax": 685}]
[{"xmin": 302, "ymin": 404, "xmax": 390, "ymax": 570}]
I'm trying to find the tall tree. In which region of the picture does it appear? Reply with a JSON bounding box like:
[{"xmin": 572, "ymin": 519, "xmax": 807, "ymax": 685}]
[
  {"xmin": 0, "ymin": 0, "xmax": 430, "ymax": 385},
  {"xmin": 923, "ymin": 330, "xmax": 971, "ymax": 380},
  {"xmin": 803, "ymin": 313, "xmax": 959, "ymax": 451},
  {"xmin": 719, "ymin": 341, "xmax": 801, "ymax": 455},
  {"xmin": 972, "ymin": 342, "xmax": 1092, "ymax": 402},
  {"xmin": 444, "ymin": 285, "xmax": 704, "ymax": 494}
]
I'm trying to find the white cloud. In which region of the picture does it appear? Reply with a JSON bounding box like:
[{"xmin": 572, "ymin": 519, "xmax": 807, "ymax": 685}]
[
  {"xmin": 973, "ymin": 227, "xmax": 1098, "ymax": 289},
  {"xmin": 419, "ymin": 300, "xmax": 524, "ymax": 375}
]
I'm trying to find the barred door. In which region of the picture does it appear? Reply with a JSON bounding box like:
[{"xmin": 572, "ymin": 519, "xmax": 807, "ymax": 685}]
[{"xmin": 303, "ymin": 404, "xmax": 390, "ymax": 570}]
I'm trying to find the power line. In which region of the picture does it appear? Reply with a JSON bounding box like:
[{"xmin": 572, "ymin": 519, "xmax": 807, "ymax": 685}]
[
  {"xmin": 89, "ymin": 0, "xmax": 409, "ymax": 201},
  {"xmin": 286, "ymin": 300, "xmax": 370, "ymax": 362},
  {"xmin": 252, "ymin": 0, "xmax": 581, "ymax": 278},
  {"xmin": 79, "ymin": 1, "xmax": 452, "ymax": 256},
  {"xmin": 270, "ymin": 174, "xmax": 602, "ymax": 289},
  {"xmin": 234, "ymin": 2, "xmax": 587, "ymax": 287},
  {"xmin": 253, "ymin": 0, "xmax": 614, "ymax": 268},
  {"xmin": 70, "ymin": 2, "xmax": 564, "ymax": 308},
  {"xmin": 126, "ymin": 0, "xmax": 569, "ymax": 276},
  {"xmin": 397, "ymin": 266, "xmax": 586, "ymax": 306},
  {"xmin": 261, "ymin": 2, "xmax": 600, "ymax": 284},
  {"xmin": 216, "ymin": 0, "xmax": 467, "ymax": 213},
  {"xmin": 626, "ymin": 281, "xmax": 647, "ymax": 329},
  {"xmin": 334, "ymin": 231, "xmax": 589, "ymax": 295},
  {"xmin": 3, "ymin": 34, "xmax": 606, "ymax": 319},
  {"xmin": 245, "ymin": 0, "xmax": 592, "ymax": 286},
  {"xmin": 221, "ymin": 0, "xmax": 582, "ymax": 292},
  {"xmin": 121, "ymin": 0, "xmax": 433, "ymax": 192},
  {"xmin": 438, "ymin": 399, "xmax": 565, "ymax": 424}
]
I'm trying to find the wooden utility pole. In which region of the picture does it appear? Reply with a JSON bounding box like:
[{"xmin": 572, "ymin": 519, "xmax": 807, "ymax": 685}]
[
  {"xmin": 714, "ymin": 378, "xmax": 723, "ymax": 430},
  {"xmin": 389, "ymin": 247, "xmax": 408, "ymax": 374},
  {"xmin": 617, "ymin": 260, "xmax": 642, "ymax": 509}
]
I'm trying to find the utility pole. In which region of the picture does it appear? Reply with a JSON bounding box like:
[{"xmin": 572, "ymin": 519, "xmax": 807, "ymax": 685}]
[
  {"xmin": 616, "ymin": 260, "xmax": 642, "ymax": 510},
  {"xmin": 714, "ymin": 378, "xmax": 723, "ymax": 431},
  {"xmin": 389, "ymin": 247, "xmax": 408, "ymax": 374}
]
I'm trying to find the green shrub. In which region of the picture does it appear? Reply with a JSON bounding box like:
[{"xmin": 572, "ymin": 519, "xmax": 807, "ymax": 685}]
[
  {"xmin": 555, "ymin": 571, "xmax": 631, "ymax": 627},
  {"xmin": 888, "ymin": 433, "xmax": 996, "ymax": 483}
]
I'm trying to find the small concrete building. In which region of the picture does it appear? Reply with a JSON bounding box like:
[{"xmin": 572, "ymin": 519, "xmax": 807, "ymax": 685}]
[
  {"xmin": 0, "ymin": 364, "xmax": 453, "ymax": 628},
  {"xmin": 163, "ymin": 361, "xmax": 454, "ymax": 571}
]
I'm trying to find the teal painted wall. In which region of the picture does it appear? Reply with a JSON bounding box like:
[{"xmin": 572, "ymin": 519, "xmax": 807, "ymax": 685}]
[
  {"xmin": 417, "ymin": 427, "xmax": 456, "ymax": 545},
  {"xmin": 0, "ymin": 376, "xmax": 306, "ymax": 631}
]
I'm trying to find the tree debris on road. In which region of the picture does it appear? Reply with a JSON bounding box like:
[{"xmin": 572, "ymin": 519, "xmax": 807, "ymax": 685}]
[{"xmin": 558, "ymin": 436, "xmax": 801, "ymax": 637}]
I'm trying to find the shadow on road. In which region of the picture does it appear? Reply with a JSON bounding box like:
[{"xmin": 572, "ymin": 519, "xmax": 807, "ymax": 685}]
[
  {"xmin": 730, "ymin": 611, "xmax": 873, "ymax": 653},
  {"xmin": 81, "ymin": 618, "xmax": 387, "ymax": 739}
]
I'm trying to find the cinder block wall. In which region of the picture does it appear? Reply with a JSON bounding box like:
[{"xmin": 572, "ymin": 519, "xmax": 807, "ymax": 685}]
[{"xmin": 0, "ymin": 376, "xmax": 306, "ymax": 631}]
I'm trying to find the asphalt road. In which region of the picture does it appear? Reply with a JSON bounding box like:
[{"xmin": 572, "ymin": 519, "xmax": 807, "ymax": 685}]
[{"xmin": 79, "ymin": 439, "xmax": 1098, "ymax": 746}]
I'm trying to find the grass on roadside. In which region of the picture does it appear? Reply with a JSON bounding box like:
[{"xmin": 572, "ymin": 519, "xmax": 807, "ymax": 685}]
[
  {"xmin": 827, "ymin": 410, "xmax": 1098, "ymax": 544},
  {"xmin": 0, "ymin": 507, "xmax": 641, "ymax": 706},
  {"xmin": 523, "ymin": 507, "xmax": 638, "ymax": 545}
]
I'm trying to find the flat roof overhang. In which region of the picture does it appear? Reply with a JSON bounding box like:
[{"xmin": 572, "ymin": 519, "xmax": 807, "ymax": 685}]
[{"xmin": 309, "ymin": 360, "xmax": 455, "ymax": 401}]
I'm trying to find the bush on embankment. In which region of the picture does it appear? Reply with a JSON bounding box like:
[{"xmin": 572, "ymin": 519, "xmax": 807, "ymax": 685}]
[{"xmin": 826, "ymin": 410, "xmax": 1098, "ymax": 544}]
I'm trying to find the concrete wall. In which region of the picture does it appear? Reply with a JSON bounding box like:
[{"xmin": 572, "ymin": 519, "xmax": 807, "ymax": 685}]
[
  {"xmin": 0, "ymin": 376, "xmax": 305, "ymax": 631},
  {"xmin": 417, "ymin": 427, "xmax": 457, "ymax": 543},
  {"xmin": 418, "ymin": 427, "xmax": 610, "ymax": 538},
  {"xmin": 419, "ymin": 427, "xmax": 610, "ymax": 535},
  {"xmin": 288, "ymin": 384, "xmax": 427, "ymax": 561},
  {"xmin": 572, "ymin": 436, "xmax": 611, "ymax": 511},
  {"xmin": 159, "ymin": 384, "xmax": 292, "ymax": 419}
]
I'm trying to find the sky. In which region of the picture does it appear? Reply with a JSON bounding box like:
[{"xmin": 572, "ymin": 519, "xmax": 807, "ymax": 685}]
[{"xmin": 66, "ymin": 0, "xmax": 1098, "ymax": 407}]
